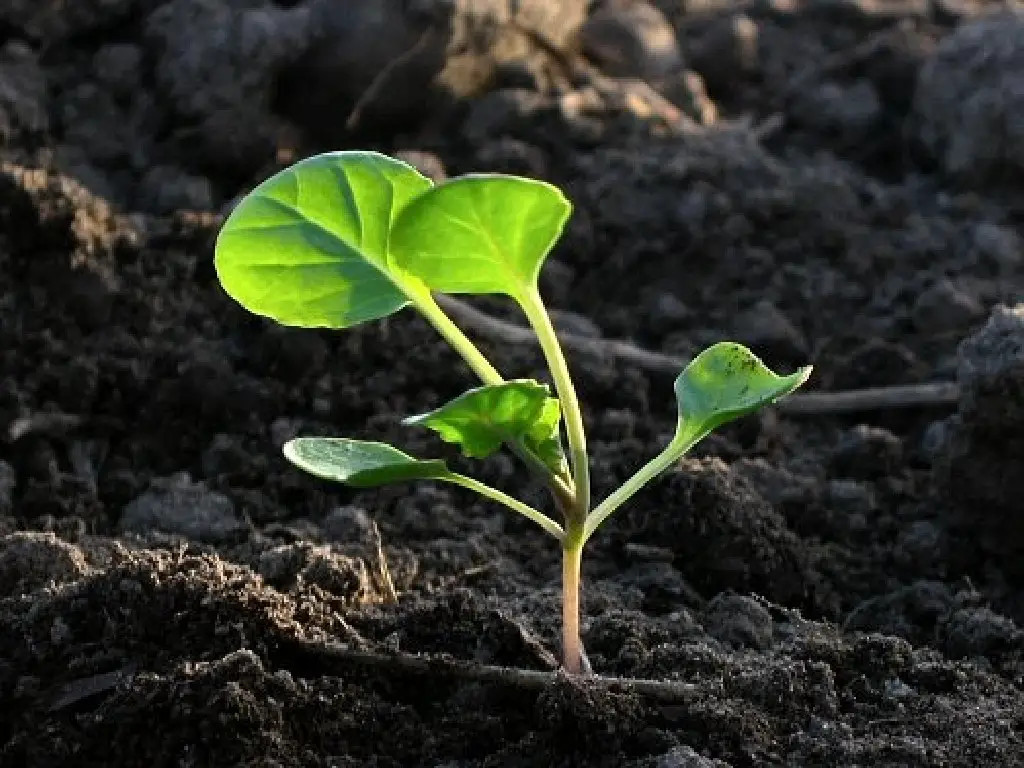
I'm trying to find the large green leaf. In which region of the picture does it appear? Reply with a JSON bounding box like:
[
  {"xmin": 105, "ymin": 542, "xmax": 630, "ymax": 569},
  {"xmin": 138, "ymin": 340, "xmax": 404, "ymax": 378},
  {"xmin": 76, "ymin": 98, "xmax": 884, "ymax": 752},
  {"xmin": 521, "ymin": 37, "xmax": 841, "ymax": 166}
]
[
  {"xmin": 403, "ymin": 380, "xmax": 566, "ymax": 471},
  {"xmin": 388, "ymin": 174, "xmax": 571, "ymax": 299},
  {"xmin": 215, "ymin": 151, "xmax": 432, "ymax": 328},
  {"xmin": 673, "ymin": 342, "xmax": 812, "ymax": 451},
  {"xmin": 283, "ymin": 438, "xmax": 450, "ymax": 487}
]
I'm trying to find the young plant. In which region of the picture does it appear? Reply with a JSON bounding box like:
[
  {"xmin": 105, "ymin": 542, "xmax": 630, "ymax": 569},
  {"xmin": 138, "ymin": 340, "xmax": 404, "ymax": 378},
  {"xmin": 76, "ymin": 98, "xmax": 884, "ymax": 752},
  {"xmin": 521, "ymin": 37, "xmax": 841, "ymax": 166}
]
[{"xmin": 214, "ymin": 151, "xmax": 811, "ymax": 675}]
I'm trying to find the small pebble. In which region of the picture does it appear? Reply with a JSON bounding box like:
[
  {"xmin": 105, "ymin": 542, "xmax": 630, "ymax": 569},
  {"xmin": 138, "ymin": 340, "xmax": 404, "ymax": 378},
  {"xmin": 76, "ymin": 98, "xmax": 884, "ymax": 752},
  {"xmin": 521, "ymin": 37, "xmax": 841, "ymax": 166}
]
[
  {"xmin": 119, "ymin": 474, "xmax": 247, "ymax": 543},
  {"xmin": 580, "ymin": 0, "xmax": 683, "ymax": 80},
  {"xmin": 703, "ymin": 593, "xmax": 773, "ymax": 650}
]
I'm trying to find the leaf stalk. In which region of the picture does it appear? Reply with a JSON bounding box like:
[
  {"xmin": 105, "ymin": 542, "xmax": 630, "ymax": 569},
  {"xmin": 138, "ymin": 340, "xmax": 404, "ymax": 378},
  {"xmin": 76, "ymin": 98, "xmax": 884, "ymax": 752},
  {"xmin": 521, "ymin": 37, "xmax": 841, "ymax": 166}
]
[
  {"xmin": 449, "ymin": 473, "xmax": 565, "ymax": 542},
  {"xmin": 518, "ymin": 287, "xmax": 591, "ymax": 520},
  {"xmin": 583, "ymin": 431, "xmax": 693, "ymax": 543},
  {"xmin": 413, "ymin": 290, "xmax": 575, "ymax": 501}
]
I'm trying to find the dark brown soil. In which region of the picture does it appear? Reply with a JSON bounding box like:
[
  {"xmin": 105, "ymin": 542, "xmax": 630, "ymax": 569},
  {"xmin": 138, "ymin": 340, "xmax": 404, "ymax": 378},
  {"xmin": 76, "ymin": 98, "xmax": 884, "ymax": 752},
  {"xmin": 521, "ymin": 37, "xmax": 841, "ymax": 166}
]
[{"xmin": 2, "ymin": 1, "xmax": 1024, "ymax": 766}]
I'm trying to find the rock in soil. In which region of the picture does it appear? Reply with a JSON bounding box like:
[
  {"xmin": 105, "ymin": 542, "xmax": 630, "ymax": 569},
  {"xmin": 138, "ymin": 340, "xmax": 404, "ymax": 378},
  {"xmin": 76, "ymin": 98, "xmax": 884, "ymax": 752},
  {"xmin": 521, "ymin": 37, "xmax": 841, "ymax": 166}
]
[
  {"xmin": 580, "ymin": 0, "xmax": 684, "ymax": 81},
  {"xmin": 285, "ymin": 0, "xmax": 587, "ymax": 139},
  {"xmin": 119, "ymin": 474, "xmax": 248, "ymax": 544}
]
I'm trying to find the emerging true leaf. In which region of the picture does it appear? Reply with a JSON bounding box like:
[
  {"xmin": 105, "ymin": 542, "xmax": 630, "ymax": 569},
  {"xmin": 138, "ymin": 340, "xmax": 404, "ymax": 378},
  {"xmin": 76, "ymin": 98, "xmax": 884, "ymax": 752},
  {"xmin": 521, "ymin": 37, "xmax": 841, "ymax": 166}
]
[
  {"xmin": 388, "ymin": 175, "xmax": 571, "ymax": 300},
  {"xmin": 403, "ymin": 380, "xmax": 566, "ymax": 472},
  {"xmin": 283, "ymin": 437, "xmax": 450, "ymax": 487},
  {"xmin": 582, "ymin": 342, "xmax": 811, "ymax": 543},
  {"xmin": 215, "ymin": 151, "xmax": 432, "ymax": 329},
  {"xmin": 672, "ymin": 342, "xmax": 812, "ymax": 452},
  {"xmin": 523, "ymin": 397, "xmax": 569, "ymax": 476}
]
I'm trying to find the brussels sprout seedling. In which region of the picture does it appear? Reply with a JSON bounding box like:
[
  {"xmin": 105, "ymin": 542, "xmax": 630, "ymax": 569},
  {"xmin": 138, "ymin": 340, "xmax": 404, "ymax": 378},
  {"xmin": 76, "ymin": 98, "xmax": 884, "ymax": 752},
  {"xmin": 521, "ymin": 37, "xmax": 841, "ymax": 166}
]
[{"xmin": 215, "ymin": 151, "xmax": 811, "ymax": 675}]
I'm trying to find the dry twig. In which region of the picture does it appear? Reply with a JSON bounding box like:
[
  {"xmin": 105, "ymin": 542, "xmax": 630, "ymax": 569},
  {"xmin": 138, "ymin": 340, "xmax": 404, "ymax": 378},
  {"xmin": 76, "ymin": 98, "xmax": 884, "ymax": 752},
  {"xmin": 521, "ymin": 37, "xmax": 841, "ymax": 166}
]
[
  {"xmin": 369, "ymin": 520, "xmax": 399, "ymax": 604},
  {"xmin": 345, "ymin": 27, "xmax": 437, "ymax": 132},
  {"xmin": 773, "ymin": 382, "xmax": 959, "ymax": 414},
  {"xmin": 436, "ymin": 296, "xmax": 962, "ymax": 414},
  {"xmin": 287, "ymin": 638, "xmax": 701, "ymax": 704}
]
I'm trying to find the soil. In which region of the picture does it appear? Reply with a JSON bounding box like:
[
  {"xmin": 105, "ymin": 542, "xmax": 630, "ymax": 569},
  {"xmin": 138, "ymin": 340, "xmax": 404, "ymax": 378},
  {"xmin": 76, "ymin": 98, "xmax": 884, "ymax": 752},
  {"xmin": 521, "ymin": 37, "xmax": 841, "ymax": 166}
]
[{"xmin": 2, "ymin": 1, "xmax": 1024, "ymax": 766}]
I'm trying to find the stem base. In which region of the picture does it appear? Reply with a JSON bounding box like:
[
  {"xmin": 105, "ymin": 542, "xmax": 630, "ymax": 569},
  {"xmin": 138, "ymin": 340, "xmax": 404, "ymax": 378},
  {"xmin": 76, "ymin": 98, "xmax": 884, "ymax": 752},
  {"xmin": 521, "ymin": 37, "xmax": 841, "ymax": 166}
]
[{"xmin": 561, "ymin": 538, "xmax": 584, "ymax": 674}]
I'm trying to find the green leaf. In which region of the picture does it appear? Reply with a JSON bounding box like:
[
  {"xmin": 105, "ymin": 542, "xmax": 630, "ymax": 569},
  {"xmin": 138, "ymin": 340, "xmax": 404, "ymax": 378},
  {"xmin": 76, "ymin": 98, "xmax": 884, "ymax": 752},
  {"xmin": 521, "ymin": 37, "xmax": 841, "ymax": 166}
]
[
  {"xmin": 388, "ymin": 174, "xmax": 571, "ymax": 299},
  {"xmin": 215, "ymin": 151, "xmax": 432, "ymax": 329},
  {"xmin": 582, "ymin": 342, "xmax": 810, "ymax": 542},
  {"xmin": 283, "ymin": 437, "xmax": 450, "ymax": 487},
  {"xmin": 523, "ymin": 397, "xmax": 569, "ymax": 476},
  {"xmin": 403, "ymin": 380, "xmax": 565, "ymax": 464},
  {"xmin": 673, "ymin": 342, "xmax": 812, "ymax": 450}
]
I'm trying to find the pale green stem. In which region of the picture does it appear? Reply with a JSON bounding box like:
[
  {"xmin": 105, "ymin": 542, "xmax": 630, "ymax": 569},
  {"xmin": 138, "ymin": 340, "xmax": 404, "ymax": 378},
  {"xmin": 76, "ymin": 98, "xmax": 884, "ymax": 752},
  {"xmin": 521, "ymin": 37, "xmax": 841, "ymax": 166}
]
[
  {"xmin": 561, "ymin": 523, "xmax": 585, "ymax": 674},
  {"xmin": 583, "ymin": 431, "xmax": 692, "ymax": 543},
  {"xmin": 412, "ymin": 291, "xmax": 574, "ymax": 502},
  {"xmin": 448, "ymin": 473, "xmax": 565, "ymax": 542},
  {"xmin": 518, "ymin": 287, "xmax": 591, "ymax": 519},
  {"xmin": 412, "ymin": 291, "xmax": 504, "ymax": 385}
]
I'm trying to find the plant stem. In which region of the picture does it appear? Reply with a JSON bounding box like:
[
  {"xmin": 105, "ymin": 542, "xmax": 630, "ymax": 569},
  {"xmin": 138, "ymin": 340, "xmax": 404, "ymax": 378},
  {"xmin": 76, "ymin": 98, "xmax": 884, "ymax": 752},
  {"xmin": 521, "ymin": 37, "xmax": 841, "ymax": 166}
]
[
  {"xmin": 561, "ymin": 524, "xmax": 585, "ymax": 674},
  {"xmin": 413, "ymin": 291, "xmax": 504, "ymax": 385},
  {"xmin": 518, "ymin": 287, "xmax": 591, "ymax": 518},
  {"xmin": 417, "ymin": 286, "xmax": 592, "ymax": 673},
  {"xmin": 583, "ymin": 433, "xmax": 687, "ymax": 543},
  {"xmin": 448, "ymin": 473, "xmax": 565, "ymax": 542},
  {"xmin": 412, "ymin": 291, "xmax": 575, "ymax": 501}
]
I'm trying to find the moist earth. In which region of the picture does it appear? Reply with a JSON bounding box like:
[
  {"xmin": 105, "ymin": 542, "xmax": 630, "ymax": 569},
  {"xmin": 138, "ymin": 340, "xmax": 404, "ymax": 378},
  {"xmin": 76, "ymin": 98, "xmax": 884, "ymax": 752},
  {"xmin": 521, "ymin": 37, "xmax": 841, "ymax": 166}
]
[{"xmin": 2, "ymin": 1, "xmax": 1024, "ymax": 766}]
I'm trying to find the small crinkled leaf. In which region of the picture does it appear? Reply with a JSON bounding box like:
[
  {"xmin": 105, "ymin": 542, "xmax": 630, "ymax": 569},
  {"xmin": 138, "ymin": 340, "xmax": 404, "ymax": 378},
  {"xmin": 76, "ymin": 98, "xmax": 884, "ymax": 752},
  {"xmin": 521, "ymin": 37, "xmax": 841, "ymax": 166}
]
[
  {"xmin": 674, "ymin": 342, "xmax": 812, "ymax": 449},
  {"xmin": 403, "ymin": 380, "xmax": 559, "ymax": 461},
  {"xmin": 215, "ymin": 151, "xmax": 432, "ymax": 329},
  {"xmin": 581, "ymin": 343, "xmax": 811, "ymax": 544},
  {"xmin": 388, "ymin": 174, "xmax": 571, "ymax": 298},
  {"xmin": 523, "ymin": 397, "xmax": 568, "ymax": 475},
  {"xmin": 283, "ymin": 438, "xmax": 450, "ymax": 487}
]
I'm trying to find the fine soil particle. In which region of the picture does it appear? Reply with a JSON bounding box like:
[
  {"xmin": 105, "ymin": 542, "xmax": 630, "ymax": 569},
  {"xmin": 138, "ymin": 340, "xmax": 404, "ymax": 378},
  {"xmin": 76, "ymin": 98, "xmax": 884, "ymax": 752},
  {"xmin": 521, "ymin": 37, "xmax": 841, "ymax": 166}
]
[{"xmin": 2, "ymin": 2, "xmax": 1024, "ymax": 766}]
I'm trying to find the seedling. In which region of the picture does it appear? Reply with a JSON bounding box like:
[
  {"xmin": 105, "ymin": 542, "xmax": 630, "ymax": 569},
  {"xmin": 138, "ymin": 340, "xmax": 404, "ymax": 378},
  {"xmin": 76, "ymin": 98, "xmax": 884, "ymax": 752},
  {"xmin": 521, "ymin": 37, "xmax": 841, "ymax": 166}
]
[{"xmin": 214, "ymin": 151, "xmax": 811, "ymax": 674}]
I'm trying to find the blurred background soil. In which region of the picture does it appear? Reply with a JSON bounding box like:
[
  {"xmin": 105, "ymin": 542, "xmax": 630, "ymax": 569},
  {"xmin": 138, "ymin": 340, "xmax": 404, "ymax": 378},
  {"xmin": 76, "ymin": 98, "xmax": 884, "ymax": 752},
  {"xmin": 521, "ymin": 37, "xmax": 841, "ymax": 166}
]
[{"xmin": 1, "ymin": 1, "xmax": 1024, "ymax": 765}]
